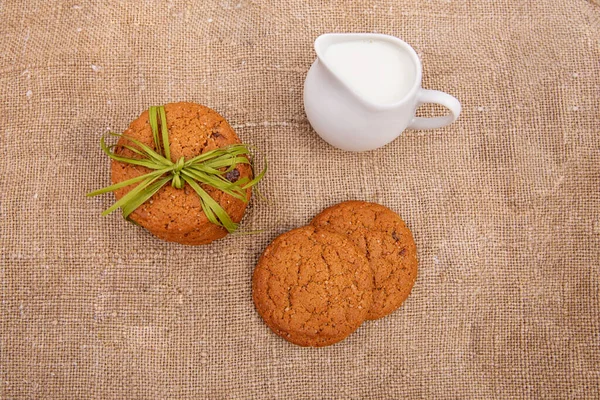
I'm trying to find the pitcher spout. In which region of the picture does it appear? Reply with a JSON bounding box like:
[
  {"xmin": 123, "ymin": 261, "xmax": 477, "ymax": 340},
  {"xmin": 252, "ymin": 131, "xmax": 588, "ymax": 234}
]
[
  {"xmin": 314, "ymin": 33, "xmax": 344, "ymax": 62},
  {"xmin": 313, "ymin": 33, "xmax": 369, "ymax": 104}
]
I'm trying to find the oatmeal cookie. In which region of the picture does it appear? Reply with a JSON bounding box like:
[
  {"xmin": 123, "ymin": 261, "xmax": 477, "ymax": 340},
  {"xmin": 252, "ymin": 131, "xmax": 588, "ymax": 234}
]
[
  {"xmin": 311, "ymin": 201, "xmax": 418, "ymax": 320},
  {"xmin": 252, "ymin": 225, "xmax": 373, "ymax": 347}
]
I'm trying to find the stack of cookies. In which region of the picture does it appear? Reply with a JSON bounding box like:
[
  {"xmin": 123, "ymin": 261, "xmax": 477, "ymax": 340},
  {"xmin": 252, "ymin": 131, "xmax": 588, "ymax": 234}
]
[
  {"xmin": 252, "ymin": 201, "xmax": 418, "ymax": 347},
  {"xmin": 109, "ymin": 102, "xmax": 253, "ymax": 245}
]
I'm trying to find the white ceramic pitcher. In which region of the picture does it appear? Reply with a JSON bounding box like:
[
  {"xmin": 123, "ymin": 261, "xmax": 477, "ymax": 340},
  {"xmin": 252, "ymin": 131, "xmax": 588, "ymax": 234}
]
[{"xmin": 304, "ymin": 33, "xmax": 461, "ymax": 151}]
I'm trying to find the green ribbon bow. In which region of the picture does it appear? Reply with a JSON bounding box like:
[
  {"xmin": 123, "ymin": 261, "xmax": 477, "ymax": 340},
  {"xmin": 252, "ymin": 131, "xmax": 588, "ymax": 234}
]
[{"xmin": 87, "ymin": 105, "xmax": 266, "ymax": 233}]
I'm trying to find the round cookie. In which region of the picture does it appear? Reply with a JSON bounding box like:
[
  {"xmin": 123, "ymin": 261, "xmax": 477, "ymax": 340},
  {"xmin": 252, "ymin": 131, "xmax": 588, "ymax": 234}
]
[
  {"xmin": 252, "ymin": 225, "xmax": 373, "ymax": 347},
  {"xmin": 111, "ymin": 102, "xmax": 252, "ymax": 245},
  {"xmin": 311, "ymin": 201, "xmax": 418, "ymax": 320}
]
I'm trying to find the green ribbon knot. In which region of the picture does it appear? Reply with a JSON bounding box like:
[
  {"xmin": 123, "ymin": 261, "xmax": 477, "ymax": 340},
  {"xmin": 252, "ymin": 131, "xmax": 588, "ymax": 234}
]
[
  {"xmin": 87, "ymin": 105, "xmax": 266, "ymax": 233},
  {"xmin": 171, "ymin": 157, "xmax": 185, "ymax": 189}
]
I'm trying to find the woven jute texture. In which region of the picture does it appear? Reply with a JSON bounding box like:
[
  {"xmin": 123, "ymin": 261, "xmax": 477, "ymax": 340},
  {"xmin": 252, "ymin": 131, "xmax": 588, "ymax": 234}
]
[{"xmin": 2, "ymin": 1, "xmax": 599, "ymax": 398}]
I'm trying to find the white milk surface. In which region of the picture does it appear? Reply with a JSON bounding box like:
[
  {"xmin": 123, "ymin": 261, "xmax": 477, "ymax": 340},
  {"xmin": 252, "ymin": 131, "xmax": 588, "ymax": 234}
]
[{"xmin": 323, "ymin": 39, "xmax": 416, "ymax": 105}]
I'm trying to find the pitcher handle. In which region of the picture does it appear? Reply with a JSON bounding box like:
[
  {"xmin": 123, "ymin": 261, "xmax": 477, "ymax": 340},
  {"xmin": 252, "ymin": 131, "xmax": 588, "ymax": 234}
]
[{"xmin": 407, "ymin": 89, "xmax": 461, "ymax": 130}]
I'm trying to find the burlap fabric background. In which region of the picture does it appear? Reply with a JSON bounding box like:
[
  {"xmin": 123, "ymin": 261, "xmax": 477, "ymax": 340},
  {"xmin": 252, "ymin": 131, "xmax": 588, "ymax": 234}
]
[{"xmin": 2, "ymin": 0, "xmax": 599, "ymax": 398}]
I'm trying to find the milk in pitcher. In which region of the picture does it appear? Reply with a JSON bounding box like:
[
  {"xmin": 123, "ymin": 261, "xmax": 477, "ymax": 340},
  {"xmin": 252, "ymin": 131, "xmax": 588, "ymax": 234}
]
[{"xmin": 322, "ymin": 39, "xmax": 417, "ymax": 105}]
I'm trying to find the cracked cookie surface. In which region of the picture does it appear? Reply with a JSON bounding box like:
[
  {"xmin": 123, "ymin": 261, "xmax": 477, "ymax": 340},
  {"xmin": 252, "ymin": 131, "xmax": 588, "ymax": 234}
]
[
  {"xmin": 252, "ymin": 225, "xmax": 373, "ymax": 347},
  {"xmin": 110, "ymin": 102, "xmax": 252, "ymax": 245},
  {"xmin": 311, "ymin": 201, "xmax": 418, "ymax": 320}
]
